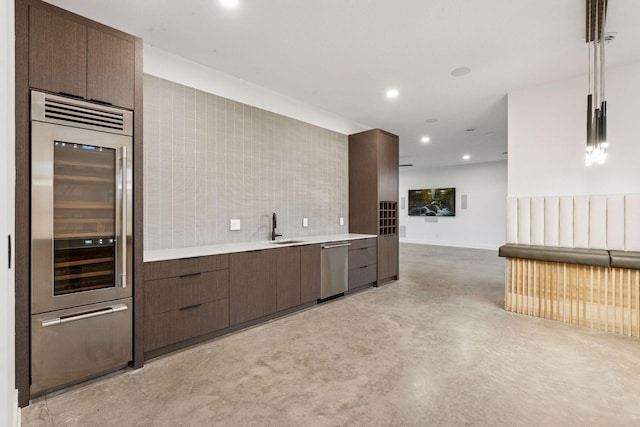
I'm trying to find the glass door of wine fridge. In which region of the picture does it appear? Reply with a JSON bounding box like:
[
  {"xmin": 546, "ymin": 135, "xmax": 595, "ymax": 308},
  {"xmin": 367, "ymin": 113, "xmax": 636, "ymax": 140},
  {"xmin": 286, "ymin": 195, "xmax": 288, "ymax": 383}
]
[
  {"xmin": 31, "ymin": 92, "xmax": 133, "ymax": 315},
  {"xmin": 54, "ymin": 141, "xmax": 117, "ymax": 296}
]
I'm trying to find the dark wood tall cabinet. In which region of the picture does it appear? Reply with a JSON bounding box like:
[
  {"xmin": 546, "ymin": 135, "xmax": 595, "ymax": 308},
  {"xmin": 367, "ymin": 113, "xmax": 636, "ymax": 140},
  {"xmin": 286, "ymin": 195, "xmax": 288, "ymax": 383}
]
[
  {"xmin": 15, "ymin": 0, "xmax": 143, "ymax": 406},
  {"xmin": 349, "ymin": 129, "xmax": 399, "ymax": 285}
]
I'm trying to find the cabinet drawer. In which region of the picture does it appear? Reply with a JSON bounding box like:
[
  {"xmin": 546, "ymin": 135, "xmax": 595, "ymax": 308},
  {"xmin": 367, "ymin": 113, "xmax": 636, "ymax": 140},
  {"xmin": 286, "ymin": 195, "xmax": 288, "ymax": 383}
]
[
  {"xmin": 144, "ymin": 254, "xmax": 229, "ymax": 280},
  {"xmin": 144, "ymin": 299, "xmax": 229, "ymax": 352},
  {"xmin": 349, "ymin": 264, "xmax": 377, "ymax": 289},
  {"xmin": 144, "ymin": 258, "xmax": 201, "ymax": 281},
  {"xmin": 348, "ymin": 246, "xmax": 377, "ymax": 268},
  {"xmin": 200, "ymin": 254, "xmax": 229, "ymax": 272},
  {"xmin": 348, "ymin": 238, "xmax": 377, "ymax": 250},
  {"xmin": 145, "ymin": 270, "xmax": 229, "ymax": 316},
  {"xmin": 145, "ymin": 275, "xmax": 197, "ymax": 316}
]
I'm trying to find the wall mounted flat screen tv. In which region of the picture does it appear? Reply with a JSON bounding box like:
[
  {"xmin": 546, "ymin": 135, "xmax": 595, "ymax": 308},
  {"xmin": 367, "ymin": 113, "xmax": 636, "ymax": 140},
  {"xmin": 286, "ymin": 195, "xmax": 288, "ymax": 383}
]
[{"xmin": 408, "ymin": 188, "xmax": 456, "ymax": 216}]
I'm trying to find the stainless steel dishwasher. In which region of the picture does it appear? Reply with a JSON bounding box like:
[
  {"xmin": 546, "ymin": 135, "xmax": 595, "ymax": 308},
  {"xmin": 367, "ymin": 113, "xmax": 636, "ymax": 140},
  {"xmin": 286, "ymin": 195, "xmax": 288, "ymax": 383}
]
[{"xmin": 321, "ymin": 242, "xmax": 351, "ymax": 299}]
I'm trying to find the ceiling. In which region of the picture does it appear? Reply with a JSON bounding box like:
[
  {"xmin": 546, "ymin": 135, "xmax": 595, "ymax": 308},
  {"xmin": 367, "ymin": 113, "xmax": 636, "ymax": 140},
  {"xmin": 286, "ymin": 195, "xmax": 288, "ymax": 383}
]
[{"xmin": 45, "ymin": 0, "xmax": 640, "ymax": 169}]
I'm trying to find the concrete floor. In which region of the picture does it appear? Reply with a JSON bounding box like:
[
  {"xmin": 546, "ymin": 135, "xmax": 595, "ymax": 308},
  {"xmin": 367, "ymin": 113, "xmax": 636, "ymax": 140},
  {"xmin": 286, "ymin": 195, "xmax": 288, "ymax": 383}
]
[{"xmin": 22, "ymin": 244, "xmax": 640, "ymax": 426}]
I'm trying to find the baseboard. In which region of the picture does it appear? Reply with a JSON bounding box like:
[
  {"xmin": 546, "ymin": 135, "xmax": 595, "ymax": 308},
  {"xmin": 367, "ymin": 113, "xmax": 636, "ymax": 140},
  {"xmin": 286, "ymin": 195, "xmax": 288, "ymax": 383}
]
[
  {"xmin": 13, "ymin": 389, "xmax": 20, "ymax": 427},
  {"xmin": 399, "ymin": 238, "xmax": 500, "ymax": 251}
]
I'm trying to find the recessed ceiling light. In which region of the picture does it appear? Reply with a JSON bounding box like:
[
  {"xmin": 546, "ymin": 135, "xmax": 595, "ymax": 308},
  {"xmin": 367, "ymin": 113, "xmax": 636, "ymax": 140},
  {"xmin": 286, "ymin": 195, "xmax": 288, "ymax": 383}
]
[
  {"xmin": 220, "ymin": 0, "xmax": 239, "ymax": 8},
  {"xmin": 451, "ymin": 67, "xmax": 471, "ymax": 77},
  {"xmin": 386, "ymin": 88, "xmax": 399, "ymax": 99},
  {"xmin": 421, "ymin": 136, "xmax": 430, "ymax": 143},
  {"xmin": 425, "ymin": 118, "xmax": 438, "ymax": 123},
  {"xmin": 463, "ymin": 154, "xmax": 471, "ymax": 160}
]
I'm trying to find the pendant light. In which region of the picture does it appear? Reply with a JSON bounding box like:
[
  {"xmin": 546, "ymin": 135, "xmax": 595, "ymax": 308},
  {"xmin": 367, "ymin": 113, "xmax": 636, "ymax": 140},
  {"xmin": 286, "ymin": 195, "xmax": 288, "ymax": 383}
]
[{"xmin": 585, "ymin": 0, "xmax": 609, "ymax": 166}]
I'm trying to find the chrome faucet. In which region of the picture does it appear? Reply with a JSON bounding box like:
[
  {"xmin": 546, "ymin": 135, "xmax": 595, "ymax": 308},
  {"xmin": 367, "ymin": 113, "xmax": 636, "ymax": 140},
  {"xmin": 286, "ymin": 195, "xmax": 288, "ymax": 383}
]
[{"xmin": 271, "ymin": 212, "xmax": 282, "ymax": 241}]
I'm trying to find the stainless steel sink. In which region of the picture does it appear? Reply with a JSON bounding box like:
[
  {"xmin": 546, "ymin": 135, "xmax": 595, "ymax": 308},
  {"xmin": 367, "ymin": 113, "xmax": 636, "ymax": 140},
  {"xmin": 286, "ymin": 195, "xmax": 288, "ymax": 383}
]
[{"xmin": 268, "ymin": 239, "xmax": 307, "ymax": 245}]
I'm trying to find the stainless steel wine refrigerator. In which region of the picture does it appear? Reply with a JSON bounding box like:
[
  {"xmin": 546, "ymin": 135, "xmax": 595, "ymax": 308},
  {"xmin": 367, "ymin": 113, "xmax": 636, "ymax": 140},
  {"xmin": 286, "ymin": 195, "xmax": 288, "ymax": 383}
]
[{"xmin": 30, "ymin": 91, "xmax": 133, "ymax": 395}]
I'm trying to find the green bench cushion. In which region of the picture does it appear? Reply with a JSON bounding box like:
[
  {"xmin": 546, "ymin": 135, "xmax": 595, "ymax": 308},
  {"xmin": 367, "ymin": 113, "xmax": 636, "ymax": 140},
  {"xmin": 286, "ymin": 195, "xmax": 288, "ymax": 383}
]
[
  {"xmin": 498, "ymin": 244, "xmax": 610, "ymax": 268},
  {"xmin": 609, "ymin": 251, "xmax": 640, "ymax": 270}
]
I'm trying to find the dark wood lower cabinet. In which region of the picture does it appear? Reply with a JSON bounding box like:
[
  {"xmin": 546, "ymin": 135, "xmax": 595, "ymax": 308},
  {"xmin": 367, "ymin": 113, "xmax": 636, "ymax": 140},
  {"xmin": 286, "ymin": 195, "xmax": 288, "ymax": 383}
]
[
  {"xmin": 144, "ymin": 299, "xmax": 228, "ymax": 352},
  {"xmin": 142, "ymin": 240, "xmax": 375, "ymax": 360},
  {"xmin": 300, "ymin": 244, "xmax": 321, "ymax": 303},
  {"xmin": 378, "ymin": 234, "xmax": 399, "ymax": 283},
  {"xmin": 229, "ymin": 250, "xmax": 277, "ymax": 326},
  {"xmin": 348, "ymin": 238, "xmax": 377, "ymax": 290},
  {"xmin": 276, "ymin": 247, "xmax": 301, "ymax": 311},
  {"xmin": 143, "ymin": 255, "xmax": 230, "ymax": 353}
]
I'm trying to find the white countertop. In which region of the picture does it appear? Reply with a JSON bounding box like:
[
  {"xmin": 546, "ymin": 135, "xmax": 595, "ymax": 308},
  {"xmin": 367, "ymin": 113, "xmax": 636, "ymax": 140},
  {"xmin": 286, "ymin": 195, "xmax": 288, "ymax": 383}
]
[{"xmin": 144, "ymin": 233, "xmax": 377, "ymax": 262}]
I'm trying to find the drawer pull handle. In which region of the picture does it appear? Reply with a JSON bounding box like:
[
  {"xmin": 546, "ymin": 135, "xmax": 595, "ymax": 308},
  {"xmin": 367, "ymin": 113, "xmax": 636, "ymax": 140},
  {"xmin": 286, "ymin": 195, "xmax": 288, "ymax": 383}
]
[
  {"xmin": 180, "ymin": 272, "xmax": 201, "ymax": 278},
  {"xmin": 322, "ymin": 243, "xmax": 351, "ymax": 249},
  {"xmin": 41, "ymin": 304, "xmax": 128, "ymax": 327},
  {"xmin": 179, "ymin": 303, "xmax": 202, "ymax": 311},
  {"xmin": 360, "ymin": 265, "xmax": 369, "ymax": 269},
  {"xmin": 360, "ymin": 247, "xmax": 369, "ymax": 250}
]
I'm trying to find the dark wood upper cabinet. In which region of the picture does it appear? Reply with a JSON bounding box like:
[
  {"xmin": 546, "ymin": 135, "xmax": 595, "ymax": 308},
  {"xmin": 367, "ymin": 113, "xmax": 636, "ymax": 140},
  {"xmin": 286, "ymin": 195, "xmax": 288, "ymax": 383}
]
[
  {"xmin": 87, "ymin": 28, "xmax": 135, "ymax": 108},
  {"xmin": 28, "ymin": 3, "xmax": 136, "ymax": 109},
  {"xmin": 378, "ymin": 131, "xmax": 400, "ymax": 202},
  {"xmin": 29, "ymin": 7, "xmax": 87, "ymax": 98},
  {"xmin": 349, "ymin": 131, "xmax": 379, "ymax": 235}
]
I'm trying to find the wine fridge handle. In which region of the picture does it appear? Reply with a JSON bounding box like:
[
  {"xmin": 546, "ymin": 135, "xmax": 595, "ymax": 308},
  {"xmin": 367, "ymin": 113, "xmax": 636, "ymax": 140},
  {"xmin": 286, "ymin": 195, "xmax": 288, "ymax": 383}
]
[
  {"xmin": 121, "ymin": 146, "xmax": 127, "ymax": 288},
  {"xmin": 41, "ymin": 304, "xmax": 128, "ymax": 327}
]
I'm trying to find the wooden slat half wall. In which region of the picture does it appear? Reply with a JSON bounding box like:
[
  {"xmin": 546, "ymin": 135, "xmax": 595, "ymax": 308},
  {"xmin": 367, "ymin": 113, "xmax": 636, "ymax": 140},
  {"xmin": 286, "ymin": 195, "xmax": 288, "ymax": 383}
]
[{"xmin": 505, "ymin": 258, "xmax": 640, "ymax": 337}]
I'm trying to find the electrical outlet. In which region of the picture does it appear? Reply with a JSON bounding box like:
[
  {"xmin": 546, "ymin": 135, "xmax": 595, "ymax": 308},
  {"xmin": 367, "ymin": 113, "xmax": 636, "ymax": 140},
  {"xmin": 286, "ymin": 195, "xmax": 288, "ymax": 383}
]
[
  {"xmin": 339, "ymin": 217, "xmax": 344, "ymax": 226},
  {"xmin": 303, "ymin": 218, "xmax": 308, "ymax": 227},
  {"xmin": 230, "ymin": 219, "xmax": 241, "ymax": 230}
]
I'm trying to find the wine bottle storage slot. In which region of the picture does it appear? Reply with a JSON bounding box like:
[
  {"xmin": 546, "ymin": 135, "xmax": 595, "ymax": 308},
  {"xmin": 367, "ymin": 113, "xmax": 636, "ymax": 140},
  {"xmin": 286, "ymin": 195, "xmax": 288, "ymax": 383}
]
[
  {"xmin": 54, "ymin": 159, "xmax": 112, "ymax": 169},
  {"xmin": 55, "ymin": 256, "xmax": 113, "ymax": 268},
  {"xmin": 54, "ymin": 201, "xmax": 113, "ymax": 209},
  {"xmin": 55, "ymin": 175, "xmax": 113, "ymax": 183},
  {"xmin": 379, "ymin": 201, "xmax": 397, "ymax": 236}
]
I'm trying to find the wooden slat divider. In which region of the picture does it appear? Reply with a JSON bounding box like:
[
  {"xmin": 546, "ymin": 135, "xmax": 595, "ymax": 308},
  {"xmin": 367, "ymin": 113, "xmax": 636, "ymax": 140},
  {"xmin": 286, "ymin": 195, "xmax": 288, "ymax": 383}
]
[
  {"xmin": 589, "ymin": 266, "xmax": 595, "ymax": 328},
  {"xmin": 505, "ymin": 259, "xmax": 511, "ymax": 311},
  {"xmin": 504, "ymin": 259, "xmax": 640, "ymax": 339},
  {"xmin": 636, "ymin": 270, "xmax": 639, "ymax": 337},
  {"xmin": 605, "ymin": 268, "xmax": 609, "ymax": 332}
]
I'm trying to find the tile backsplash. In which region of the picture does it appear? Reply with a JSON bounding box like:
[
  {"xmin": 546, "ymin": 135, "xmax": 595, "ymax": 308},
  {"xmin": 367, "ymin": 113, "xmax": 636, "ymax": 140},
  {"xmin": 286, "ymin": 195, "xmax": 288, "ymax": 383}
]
[{"xmin": 144, "ymin": 75, "xmax": 348, "ymax": 250}]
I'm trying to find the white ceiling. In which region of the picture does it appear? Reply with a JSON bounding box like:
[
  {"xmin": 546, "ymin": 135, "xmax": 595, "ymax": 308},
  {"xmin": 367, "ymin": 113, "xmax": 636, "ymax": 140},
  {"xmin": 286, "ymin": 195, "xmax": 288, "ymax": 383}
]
[{"xmin": 45, "ymin": 0, "xmax": 640, "ymax": 169}]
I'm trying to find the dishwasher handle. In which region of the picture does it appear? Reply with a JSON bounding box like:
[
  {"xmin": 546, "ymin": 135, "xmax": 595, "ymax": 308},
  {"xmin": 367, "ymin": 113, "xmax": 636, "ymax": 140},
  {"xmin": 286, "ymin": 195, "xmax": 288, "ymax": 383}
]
[{"xmin": 321, "ymin": 243, "xmax": 351, "ymax": 249}]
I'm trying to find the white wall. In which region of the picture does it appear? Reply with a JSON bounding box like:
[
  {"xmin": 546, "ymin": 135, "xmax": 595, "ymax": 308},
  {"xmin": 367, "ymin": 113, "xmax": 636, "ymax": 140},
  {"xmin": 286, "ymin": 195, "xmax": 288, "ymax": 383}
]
[
  {"xmin": 144, "ymin": 45, "xmax": 369, "ymax": 136},
  {"xmin": 399, "ymin": 160, "xmax": 507, "ymax": 250},
  {"xmin": 508, "ymin": 61, "xmax": 640, "ymax": 197},
  {"xmin": 1, "ymin": 0, "xmax": 19, "ymax": 425}
]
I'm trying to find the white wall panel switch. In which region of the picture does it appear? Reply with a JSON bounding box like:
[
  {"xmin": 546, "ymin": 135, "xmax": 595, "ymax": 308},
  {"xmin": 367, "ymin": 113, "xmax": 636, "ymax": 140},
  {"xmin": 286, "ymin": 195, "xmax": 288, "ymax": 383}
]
[
  {"xmin": 339, "ymin": 217, "xmax": 345, "ymax": 226},
  {"xmin": 303, "ymin": 218, "xmax": 308, "ymax": 227},
  {"xmin": 230, "ymin": 219, "xmax": 241, "ymax": 230}
]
